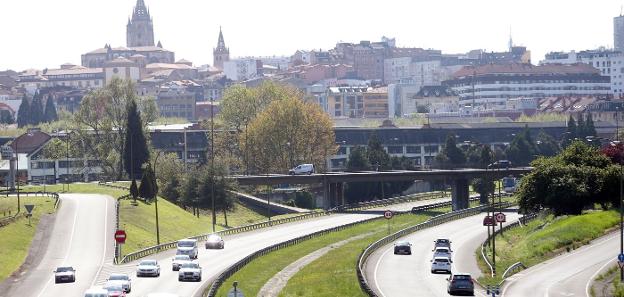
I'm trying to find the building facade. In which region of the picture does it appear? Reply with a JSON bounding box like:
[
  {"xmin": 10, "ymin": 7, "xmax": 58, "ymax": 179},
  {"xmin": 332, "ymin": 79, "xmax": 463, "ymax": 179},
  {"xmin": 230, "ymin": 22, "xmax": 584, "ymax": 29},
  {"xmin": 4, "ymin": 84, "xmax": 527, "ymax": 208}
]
[
  {"xmin": 213, "ymin": 28, "xmax": 230, "ymax": 70},
  {"xmin": 615, "ymin": 15, "xmax": 624, "ymax": 51},
  {"xmin": 444, "ymin": 63, "xmax": 611, "ymax": 111},
  {"xmin": 223, "ymin": 59, "xmax": 261, "ymax": 81},
  {"xmin": 326, "ymin": 86, "xmax": 389, "ymax": 118}
]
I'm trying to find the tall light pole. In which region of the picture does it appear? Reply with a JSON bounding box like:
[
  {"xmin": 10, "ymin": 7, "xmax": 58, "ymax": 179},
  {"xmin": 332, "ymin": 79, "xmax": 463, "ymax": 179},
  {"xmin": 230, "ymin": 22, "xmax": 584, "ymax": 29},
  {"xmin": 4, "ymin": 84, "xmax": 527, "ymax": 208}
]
[
  {"xmin": 15, "ymin": 137, "xmax": 20, "ymax": 214},
  {"xmin": 153, "ymin": 151, "xmax": 163, "ymax": 245},
  {"xmin": 66, "ymin": 130, "xmax": 70, "ymax": 191},
  {"xmin": 616, "ymin": 106, "xmax": 623, "ymax": 282},
  {"xmin": 210, "ymin": 96, "xmax": 216, "ymax": 232}
]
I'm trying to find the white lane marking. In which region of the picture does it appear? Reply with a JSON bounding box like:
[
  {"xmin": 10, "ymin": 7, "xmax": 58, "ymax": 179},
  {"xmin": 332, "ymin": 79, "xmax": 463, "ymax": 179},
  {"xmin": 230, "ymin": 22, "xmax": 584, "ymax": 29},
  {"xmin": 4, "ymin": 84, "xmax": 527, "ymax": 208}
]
[
  {"xmin": 373, "ymin": 246, "xmax": 394, "ymax": 297},
  {"xmin": 92, "ymin": 196, "xmax": 109, "ymax": 286},
  {"xmin": 36, "ymin": 197, "xmax": 79, "ymax": 297},
  {"xmin": 503, "ymin": 233, "xmax": 618, "ymax": 297},
  {"xmin": 586, "ymin": 258, "xmax": 615, "ymax": 297}
]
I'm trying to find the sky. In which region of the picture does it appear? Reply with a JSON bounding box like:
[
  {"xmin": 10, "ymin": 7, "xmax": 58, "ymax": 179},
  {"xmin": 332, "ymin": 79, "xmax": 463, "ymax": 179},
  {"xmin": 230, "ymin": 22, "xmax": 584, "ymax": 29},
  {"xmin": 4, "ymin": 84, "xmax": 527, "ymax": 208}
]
[{"xmin": 0, "ymin": 0, "xmax": 622, "ymax": 71}]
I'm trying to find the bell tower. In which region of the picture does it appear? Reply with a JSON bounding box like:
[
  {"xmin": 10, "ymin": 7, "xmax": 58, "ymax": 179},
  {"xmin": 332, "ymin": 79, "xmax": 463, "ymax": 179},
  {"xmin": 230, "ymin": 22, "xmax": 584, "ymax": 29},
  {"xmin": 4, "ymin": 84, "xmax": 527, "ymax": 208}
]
[
  {"xmin": 213, "ymin": 27, "xmax": 230, "ymax": 70},
  {"xmin": 127, "ymin": 0, "xmax": 155, "ymax": 47}
]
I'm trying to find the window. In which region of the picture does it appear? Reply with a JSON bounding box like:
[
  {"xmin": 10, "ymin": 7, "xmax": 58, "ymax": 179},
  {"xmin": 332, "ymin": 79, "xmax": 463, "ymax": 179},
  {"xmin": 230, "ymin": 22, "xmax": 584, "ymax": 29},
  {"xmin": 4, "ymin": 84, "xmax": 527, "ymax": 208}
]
[
  {"xmin": 387, "ymin": 146, "xmax": 403, "ymax": 154},
  {"xmin": 406, "ymin": 146, "xmax": 421, "ymax": 154},
  {"xmin": 337, "ymin": 146, "xmax": 347, "ymax": 155}
]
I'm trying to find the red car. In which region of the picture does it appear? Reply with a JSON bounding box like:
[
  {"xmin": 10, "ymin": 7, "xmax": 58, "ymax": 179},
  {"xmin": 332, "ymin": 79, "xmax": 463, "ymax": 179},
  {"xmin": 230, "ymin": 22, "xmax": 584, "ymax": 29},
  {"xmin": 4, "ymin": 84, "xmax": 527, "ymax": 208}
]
[{"xmin": 103, "ymin": 284, "xmax": 126, "ymax": 297}]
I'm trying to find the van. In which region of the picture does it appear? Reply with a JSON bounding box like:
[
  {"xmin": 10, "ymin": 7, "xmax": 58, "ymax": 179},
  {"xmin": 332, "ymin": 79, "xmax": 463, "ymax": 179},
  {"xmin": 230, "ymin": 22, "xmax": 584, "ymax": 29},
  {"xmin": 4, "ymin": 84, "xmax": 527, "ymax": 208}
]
[
  {"xmin": 289, "ymin": 164, "xmax": 315, "ymax": 175},
  {"xmin": 83, "ymin": 288, "xmax": 108, "ymax": 297},
  {"xmin": 176, "ymin": 239, "xmax": 198, "ymax": 259}
]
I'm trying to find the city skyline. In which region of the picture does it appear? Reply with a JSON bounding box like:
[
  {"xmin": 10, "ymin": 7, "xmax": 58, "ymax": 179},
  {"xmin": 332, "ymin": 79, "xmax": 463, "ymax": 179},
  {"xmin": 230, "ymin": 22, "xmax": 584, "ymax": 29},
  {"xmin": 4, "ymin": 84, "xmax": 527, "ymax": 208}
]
[{"xmin": 0, "ymin": 0, "xmax": 621, "ymax": 71}]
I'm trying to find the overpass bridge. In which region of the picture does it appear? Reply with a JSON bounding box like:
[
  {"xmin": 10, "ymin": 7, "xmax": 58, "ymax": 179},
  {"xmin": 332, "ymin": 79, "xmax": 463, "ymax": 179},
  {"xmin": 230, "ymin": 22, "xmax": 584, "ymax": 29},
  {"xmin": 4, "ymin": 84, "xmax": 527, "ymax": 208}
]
[{"xmin": 230, "ymin": 167, "xmax": 532, "ymax": 210}]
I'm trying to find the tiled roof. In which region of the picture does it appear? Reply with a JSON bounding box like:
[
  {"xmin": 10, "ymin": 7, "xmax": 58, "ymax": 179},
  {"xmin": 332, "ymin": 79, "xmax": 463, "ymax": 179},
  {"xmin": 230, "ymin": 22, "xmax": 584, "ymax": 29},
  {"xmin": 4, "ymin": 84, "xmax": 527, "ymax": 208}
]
[{"xmin": 10, "ymin": 131, "xmax": 52, "ymax": 156}]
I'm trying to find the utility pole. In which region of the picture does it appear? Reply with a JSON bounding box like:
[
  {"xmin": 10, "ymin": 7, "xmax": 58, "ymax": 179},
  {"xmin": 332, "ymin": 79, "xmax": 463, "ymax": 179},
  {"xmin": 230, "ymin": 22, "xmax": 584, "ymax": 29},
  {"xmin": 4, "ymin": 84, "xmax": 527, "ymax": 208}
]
[
  {"xmin": 66, "ymin": 130, "xmax": 70, "ymax": 191},
  {"xmin": 153, "ymin": 153, "xmax": 162, "ymax": 245},
  {"xmin": 210, "ymin": 96, "xmax": 216, "ymax": 232}
]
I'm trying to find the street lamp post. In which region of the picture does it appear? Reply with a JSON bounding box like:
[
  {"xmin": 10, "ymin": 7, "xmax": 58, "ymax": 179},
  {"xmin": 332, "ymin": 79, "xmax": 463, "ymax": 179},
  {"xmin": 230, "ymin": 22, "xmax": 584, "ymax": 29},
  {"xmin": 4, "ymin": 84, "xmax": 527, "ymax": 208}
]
[
  {"xmin": 152, "ymin": 151, "xmax": 163, "ymax": 245},
  {"xmin": 210, "ymin": 96, "xmax": 216, "ymax": 233},
  {"xmin": 15, "ymin": 139, "xmax": 20, "ymax": 214}
]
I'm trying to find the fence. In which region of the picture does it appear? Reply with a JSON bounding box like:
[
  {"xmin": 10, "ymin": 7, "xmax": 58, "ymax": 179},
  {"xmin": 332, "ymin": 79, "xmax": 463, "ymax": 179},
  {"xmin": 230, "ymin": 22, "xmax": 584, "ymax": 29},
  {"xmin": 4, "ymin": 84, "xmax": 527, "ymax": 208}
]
[
  {"xmin": 480, "ymin": 212, "xmax": 538, "ymax": 278},
  {"xmin": 356, "ymin": 202, "xmax": 513, "ymax": 296}
]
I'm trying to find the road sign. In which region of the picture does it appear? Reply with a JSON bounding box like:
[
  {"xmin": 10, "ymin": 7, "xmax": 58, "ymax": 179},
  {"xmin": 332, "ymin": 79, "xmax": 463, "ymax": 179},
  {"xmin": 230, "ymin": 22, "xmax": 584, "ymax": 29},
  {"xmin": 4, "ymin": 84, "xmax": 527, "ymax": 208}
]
[
  {"xmin": 483, "ymin": 215, "xmax": 495, "ymax": 226},
  {"xmin": 384, "ymin": 210, "xmax": 394, "ymax": 220},
  {"xmin": 495, "ymin": 212, "xmax": 506, "ymax": 223},
  {"xmin": 114, "ymin": 230, "xmax": 127, "ymax": 244},
  {"xmin": 24, "ymin": 204, "xmax": 34, "ymax": 214},
  {"xmin": 619, "ymin": 253, "xmax": 624, "ymax": 263}
]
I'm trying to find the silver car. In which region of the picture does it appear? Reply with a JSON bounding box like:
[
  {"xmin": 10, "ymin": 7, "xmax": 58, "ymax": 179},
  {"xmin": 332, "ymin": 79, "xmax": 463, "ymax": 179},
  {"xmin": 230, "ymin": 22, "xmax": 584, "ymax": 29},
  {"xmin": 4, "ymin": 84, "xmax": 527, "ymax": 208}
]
[
  {"xmin": 178, "ymin": 262, "xmax": 202, "ymax": 282},
  {"xmin": 106, "ymin": 273, "xmax": 131, "ymax": 293},
  {"xmin": 136, "ymin": 259, "xmax": 160, "ymax": 277},
  {"xmin": 54, "ymin": 266, "xmax": 76, "ymax": 283},
  {"xmin": 172, "ymin": 254, "xmax": 192, "ymax": 271},
  {"xmin": 205, "ymin": 234, "xmax": 225, "ymax": 249}
]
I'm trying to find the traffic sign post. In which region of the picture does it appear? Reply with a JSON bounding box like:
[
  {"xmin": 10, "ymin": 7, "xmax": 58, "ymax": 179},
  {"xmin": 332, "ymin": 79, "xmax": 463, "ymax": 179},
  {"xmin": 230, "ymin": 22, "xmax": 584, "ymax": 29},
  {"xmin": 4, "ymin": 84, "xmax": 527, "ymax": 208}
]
[
  {"xmin": 618, "ymin": 254, "xmax": 624, "ymax": 270},
  {"xmin": 227, "ymin": 281, "xmax": 244, "ymax": 297},
  {"xmin": 24, "ymin": 204, "xmax": 34, "ymax": 226},
  {"xmin": 384, "ymin": 210, "xmax": 393, "ymax": 234},
  {"xmin": 114, "ymin": 230, "xmax": 127, "ymax": 263},
  {"xmin": 483, "ymin": 215, "xmax": 495, "ymax": 226},
  {"xmin": 495, "ymin": 213, "xmax": 506, "ymax": 223}
]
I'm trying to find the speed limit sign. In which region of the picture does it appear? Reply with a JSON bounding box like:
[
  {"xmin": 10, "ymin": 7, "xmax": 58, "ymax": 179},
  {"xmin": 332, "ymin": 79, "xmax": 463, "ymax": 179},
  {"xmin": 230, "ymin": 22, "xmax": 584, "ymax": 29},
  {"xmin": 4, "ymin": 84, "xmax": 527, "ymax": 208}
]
[
  {"xmin": 495, "ymin": 212, "xmax": 506, "ymax": 223},
  {"xmin": 384, "ymin": 210, "xmax": 394, "ymax": 220}
]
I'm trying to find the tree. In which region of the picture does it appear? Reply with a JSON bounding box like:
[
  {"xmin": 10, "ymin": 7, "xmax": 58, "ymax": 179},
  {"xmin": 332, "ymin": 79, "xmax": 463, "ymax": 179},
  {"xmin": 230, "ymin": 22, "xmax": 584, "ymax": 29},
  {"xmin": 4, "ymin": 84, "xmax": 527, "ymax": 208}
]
[
  {"xmin": 472, "ymin": 145, "xmax": 495, "ymax": 204},
  {"xmin": 602, "ymin": 142, "xmax": 624, "ymax": 165},
  {"xmin": 244, "ymin": 95, "xmax": 336, "ymax": 174},
  {"xmin": 129, "ymin": 179, "xmax": 139, "ymax": 202},
  {"xmin": 576, "ymin": 113, "xmax": 586, "ymax": 138},
  {"xmin": 585, "ymin": 112, "xmax": 597, "ymax": 138},
  {"xmin": 155, "ymin": 153, "xmax": 185, "ymax": 203},
  {"xmin": 535, "ymin": 130, "xmax": 560, "ymax": 157},
  {"xmin": 17, "ymin": 94, "xmax": 30, "ymax": 128},
  {"xmin": 346, "ymin": 146, "xmax": 370, "ymax": 171},
  {"xmin": 123, "ymin": 99, "xmax": 150, "ymax": 179},
  {"xmin": 197, "ymin": 164, "xmax": 237, "ymax": 225},
  {"xmin": 436, "ymin": 134, "xmax": 466, "ymax": 168},
  {"xmin": 30, "ymin": 91, "xmax": 44, "ymax": 125},
  {"xmin": 367, "ymin": 133, "xmax": 390, "ymax": 170},
  {"xmin": 43, "ymin": 95, "xmax": 58, "ymax": 123},
  {"xmin": 0, "ymin": 110, "xmax": 14, "ymax": 124},
  {"xmin": 180, "ymin": 171, "xmax": 201, "ymax": 215},
  {"xmin": 563, "ymin": 115, "xmax": 577, "ymax": 147},
  {"xmin": 139, "ymin": 163, "xmax": 158, "ymax": 201},
  {"xmin": 506, "ymin": 126, "xmax": 536, "ymax": 166}
]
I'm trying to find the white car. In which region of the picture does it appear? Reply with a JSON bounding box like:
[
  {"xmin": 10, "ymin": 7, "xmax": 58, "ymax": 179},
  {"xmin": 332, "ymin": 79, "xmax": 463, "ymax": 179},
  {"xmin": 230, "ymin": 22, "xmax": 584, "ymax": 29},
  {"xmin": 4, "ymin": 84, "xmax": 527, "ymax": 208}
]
[
  {"xmin": 105, "ymin": 273, "xmax": 131, "ymax": 293},
  {"xmin": 83, "ymin": 288, "xmax": 109, "ymax": 297},
  {"xmin": 431, "ymin": 256, "xmax": 452, "ymax": 274},
  {"xmin": 172, "ymin": 254, "xmax": 192, "ymax": 271},
  {"xmin": 54, "ymin": 266, "xmax": 76, "ymax": 283},
  {"xmin": 136, "ymin": 259, "xmax": 160, "ymax": 277},
  {"xmin": 178, "ymin": 262, "xmax": 202, "ymax": 282},
  {"xmin": 205, "ymin": 234, "xmax": 225, "ymax": 249},
  {"xmin": 433, "ymin": 246, "xmax": 452, "ymax": 258},
  {"xmin": 289, "ymin": 163, "xmax": 315, "ymax": 175},
  {"xmin": 176, "ymin": 239, "xmax": 199, "ymax": 259}
]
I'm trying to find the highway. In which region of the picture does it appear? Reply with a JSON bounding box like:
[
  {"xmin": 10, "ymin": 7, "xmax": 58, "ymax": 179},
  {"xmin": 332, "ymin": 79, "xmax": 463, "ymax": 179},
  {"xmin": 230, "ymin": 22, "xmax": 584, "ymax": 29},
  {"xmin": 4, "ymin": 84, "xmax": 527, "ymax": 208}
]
[
  {"xmin": 365, "ymin": 212, "xmax": 520, "ymax": 297},
  {"xmin": 4, "ymin": 194, "xmax": 115, "ymax": 297},
  {"xmin": 502, "ymin": 232, "xmax": 618, "ymax": 297}
]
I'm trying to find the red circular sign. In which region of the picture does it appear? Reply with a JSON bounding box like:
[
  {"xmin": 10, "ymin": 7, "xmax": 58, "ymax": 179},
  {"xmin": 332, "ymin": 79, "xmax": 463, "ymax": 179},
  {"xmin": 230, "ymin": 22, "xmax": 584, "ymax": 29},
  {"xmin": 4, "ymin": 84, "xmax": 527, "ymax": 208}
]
[
  {"xmin": 114, "ymin": 230, "xmax": 127, "ymax": 244},
  {"xmin": 495, "ymin": 213, "xmax": 506, "ymax": 223},
  {"xmin": 384, "ymin": 210, "xmax": 394, "ymax": 220}
]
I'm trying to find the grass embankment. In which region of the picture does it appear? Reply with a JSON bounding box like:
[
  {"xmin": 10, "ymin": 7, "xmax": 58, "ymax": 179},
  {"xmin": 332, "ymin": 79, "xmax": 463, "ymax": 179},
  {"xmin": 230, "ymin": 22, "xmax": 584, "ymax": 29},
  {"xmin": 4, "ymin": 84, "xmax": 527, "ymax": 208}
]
[
  {"xmin": 0, "ymin": 196, "xmax": 56, "ymax": 282},
  {"xmin": 477, "ymin": 210, "xmax": 620, "ymax": 286},
  {"xmin": 590, "ymin": 265, "xmax": 624, "ymax": 297},
  {"xmin": 215, "ymin": 205, "xmax": 454, "ymax": 297}
]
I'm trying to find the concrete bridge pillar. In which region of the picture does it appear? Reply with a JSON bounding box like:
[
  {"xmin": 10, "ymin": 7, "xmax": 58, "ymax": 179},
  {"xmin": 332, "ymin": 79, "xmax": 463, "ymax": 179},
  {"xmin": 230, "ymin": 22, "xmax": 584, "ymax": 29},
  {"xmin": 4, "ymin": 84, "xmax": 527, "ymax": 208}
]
[{"xmin": 451, "ymin": 178, "xmax": 470, "ymax": 211}]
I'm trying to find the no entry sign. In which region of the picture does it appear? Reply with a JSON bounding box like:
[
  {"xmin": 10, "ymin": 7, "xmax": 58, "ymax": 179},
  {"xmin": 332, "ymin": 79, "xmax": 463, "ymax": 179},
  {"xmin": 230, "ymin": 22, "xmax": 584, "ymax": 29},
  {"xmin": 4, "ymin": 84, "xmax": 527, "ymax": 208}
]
[{"xmin": 114, "ymin": 230, "xmax": 127, "ymax": 244}]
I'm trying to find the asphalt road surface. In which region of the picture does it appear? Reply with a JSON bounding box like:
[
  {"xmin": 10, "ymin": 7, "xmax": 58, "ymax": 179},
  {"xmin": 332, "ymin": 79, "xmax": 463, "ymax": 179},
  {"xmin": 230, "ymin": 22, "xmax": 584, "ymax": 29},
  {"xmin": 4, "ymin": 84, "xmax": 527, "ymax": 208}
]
[
  {"xmin": 366, "ymin": 212, "xmax": 520, "ymax": 297},
  {"xmin": 4, "ymin": 194, "xmax": 115, "ymax": 297},
  {"xmin": 502, "ymin": 232, "xmax": 619, "ymax": 297}
]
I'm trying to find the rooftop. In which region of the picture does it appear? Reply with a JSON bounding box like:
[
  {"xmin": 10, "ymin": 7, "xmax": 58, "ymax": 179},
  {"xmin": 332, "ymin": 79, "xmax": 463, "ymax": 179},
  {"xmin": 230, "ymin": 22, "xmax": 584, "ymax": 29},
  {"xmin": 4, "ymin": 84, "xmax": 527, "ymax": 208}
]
[{"xmin": 453, "ymin": 63, "xmax": 600, "ymax": 78}]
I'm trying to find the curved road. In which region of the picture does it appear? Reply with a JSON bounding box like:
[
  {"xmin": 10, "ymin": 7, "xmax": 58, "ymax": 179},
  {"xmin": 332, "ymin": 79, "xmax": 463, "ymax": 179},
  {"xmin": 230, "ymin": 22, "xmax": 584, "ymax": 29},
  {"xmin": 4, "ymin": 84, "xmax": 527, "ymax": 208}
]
[
  {"xmin": 366, "ymin": 212, "xmax": 519, "ymax": 297},
  {"xmin": 502, "ymin": 233, "xmax": 618, "ymax": 297},
  {"xmin": 5, "ymin": 194, "xmax": 115, "ymax": 297}
]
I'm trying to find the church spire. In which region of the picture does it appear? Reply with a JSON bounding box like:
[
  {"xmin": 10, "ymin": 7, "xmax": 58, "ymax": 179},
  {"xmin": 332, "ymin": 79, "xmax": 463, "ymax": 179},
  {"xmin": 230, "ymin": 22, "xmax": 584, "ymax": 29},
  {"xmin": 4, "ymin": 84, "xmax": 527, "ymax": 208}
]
[
  {"xmin": 213, "ymin": 26, "xmax": 230, "ymax": 70},
  {"xmin": 132, "ymin": 0, "xmax": 149, "ymax": 20},
  {"xmin": 218, "ymin": 26, "xmax": 225, "ymax": 49}
]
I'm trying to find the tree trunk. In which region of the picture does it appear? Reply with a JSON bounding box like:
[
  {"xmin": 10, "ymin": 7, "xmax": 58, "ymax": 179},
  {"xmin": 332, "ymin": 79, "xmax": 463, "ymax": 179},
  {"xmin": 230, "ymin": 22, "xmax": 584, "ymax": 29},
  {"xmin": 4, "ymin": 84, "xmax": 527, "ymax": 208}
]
[{"xmin": 223, "ymin": 207, "xmax": 228, "ymax": 227}]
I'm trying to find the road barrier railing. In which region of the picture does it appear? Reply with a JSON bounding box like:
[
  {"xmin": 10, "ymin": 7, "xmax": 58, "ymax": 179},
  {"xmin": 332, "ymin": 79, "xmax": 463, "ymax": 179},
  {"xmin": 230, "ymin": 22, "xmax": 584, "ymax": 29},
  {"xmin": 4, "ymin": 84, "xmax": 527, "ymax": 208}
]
[
  {"xmin": 356, "ymin": 202, "xmax": 512, "ymax": 297},
  {"xmin": 480, "ymin": 212, "xmax": 538, "ymax": 278},
  {"xmin": 0, "ymin": 191, "xmax": 60, "ymax": 227},
  {"xmin": 340, "ymin": 191, "xmax": 445, "ymax": 212}
]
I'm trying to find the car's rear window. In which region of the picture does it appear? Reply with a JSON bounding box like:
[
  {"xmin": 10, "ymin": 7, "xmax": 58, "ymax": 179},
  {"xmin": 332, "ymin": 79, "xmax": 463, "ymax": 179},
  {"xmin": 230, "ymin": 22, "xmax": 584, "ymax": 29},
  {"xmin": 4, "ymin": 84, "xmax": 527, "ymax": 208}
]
[
  {"xmin": 453, "ymin": 275, "xmax": 471, "ymax": 280},
  {"xmin": 108, "ymin": 274, "xmax": 127, "ymax": 280},
  {"xmin": 141, "ymin": 260, "xmax": 156, "ymax": 266},
  {"xmin": 57, "ymin": 267, "xmax": 73, "ymax": 272},
  {"xmin": 435, "ymin": 258, "xmax": 449, "ymax": 263},
  {"xmin": 178, "ymin": 241, "xmax": 195, "ymax": 247}
]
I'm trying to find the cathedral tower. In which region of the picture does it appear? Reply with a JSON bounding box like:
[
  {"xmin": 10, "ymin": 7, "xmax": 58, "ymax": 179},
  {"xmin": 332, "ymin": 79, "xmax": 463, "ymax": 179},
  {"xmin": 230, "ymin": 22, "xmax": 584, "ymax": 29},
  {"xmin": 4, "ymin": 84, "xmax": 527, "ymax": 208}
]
[
  {"xmin": 127, "ymin": 0, "xmax": 155, "ymax": 47},
  {"xmin": 213, "ymin": 27, "xmax": 230, "ymax": 70}
]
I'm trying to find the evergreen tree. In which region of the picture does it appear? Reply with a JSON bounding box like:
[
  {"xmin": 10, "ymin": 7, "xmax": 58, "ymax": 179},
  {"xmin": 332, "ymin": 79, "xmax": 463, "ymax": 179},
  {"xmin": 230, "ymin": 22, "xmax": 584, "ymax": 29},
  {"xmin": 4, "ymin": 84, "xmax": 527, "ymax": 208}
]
[
  {"xmin": 506, "ymin": 127, "xmax": 537, "ymax": 166},
  {"xmin": 563, "ymin": 115, "xmax": 577, "ymax": 147},
  {"xmin": 0, "ymin": 110, "xmax": 14, "ymax": 124},
  {"xmin": 585, "ymin": 112, "xmax": 596, "ymax": 137},
  {"xmin": 43, "ymin": 95, "xmax": 58, "ymax": 123},
  {"xmin": 576, "ymin": 113, "xmax": 586, "ymax": 138},
  {"xmin": 16, "ymin": 94, "xmax": 31, "ymax": 128},
  {"xmin": 437, "ymin": 134, "xmax": 466, "ymax": 168},
  {"xmin": 30, "ymin": 91, "xmax": 44, "ymax": 125},
  {"xmin": 536, "ymin": 130, "xmax": 560, "ymax": 157},
  {"xmin": 478, "ymin": 145, "xmax": 494, "ymax": 168},
  {"xmin": 123, "ymin": 99, "xmax": 150, "ymax": 179},
  {"xmin": 346, "ymin": 146, "xmax": 370, "ymax": 171},
  {"xmin": 129, "ymin": 179, "xmax": 139, "ymax": 202},
  {"xmin": 366, "ymin": 133, "xmax": 390, "ymax": 170},
  {"xmin": 139, "ymin": 163, "xmax": 158, "ymax": 201}
]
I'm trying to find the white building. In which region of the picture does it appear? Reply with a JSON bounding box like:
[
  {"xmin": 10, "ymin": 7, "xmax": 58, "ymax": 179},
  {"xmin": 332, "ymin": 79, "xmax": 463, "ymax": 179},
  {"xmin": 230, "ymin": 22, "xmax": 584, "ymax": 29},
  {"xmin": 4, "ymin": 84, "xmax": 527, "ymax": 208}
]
[
  {"xmin": 223, "ymin": 59, "xmax": 261, "ymax": 81},
  {"xmin": 19, "ymin": 65, "xmax": 105, "ymax": 94}
]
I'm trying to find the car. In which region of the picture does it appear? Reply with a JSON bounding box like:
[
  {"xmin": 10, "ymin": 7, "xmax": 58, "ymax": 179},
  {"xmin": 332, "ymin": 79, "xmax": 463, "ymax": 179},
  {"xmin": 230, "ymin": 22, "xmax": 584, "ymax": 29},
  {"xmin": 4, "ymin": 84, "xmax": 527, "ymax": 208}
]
[
  {"xmin": 178, "ymin": 262, "xmax": 202, "ymax": 282},
  {"xmin": 54, "ymin": 266, "xmax": 76, "ymax": 283},
  {"xmin": 433, "ymin": 247, "xmax": 452, "ymax": 258},
  {"xmin": 488, "ymin": 160, "xmax": 512, "ymax": 169},
  {"xmin": 434, "ymin": 238, "xmax": 451, "ymax": 249},
  {"xmin": 205, "ymin": 234, "xmax": 225, "ymax": 249},
  {"xmin": 288, "ymin": 164, "xmax": 315, "ymax": 175},
  {"xmin": 83, "ymin": 288, "xmax": 109, "ymax": 297},
  {"xmin": 447, "ymin": 273, "xmax": 475, "ymax": 296},
  {"xmin": 105, "ymin": 273, "xmax": 131, "ymax": 293},
  {"xmin": 430, "ymin": 256, "xmax": 452, "ymax": 274},
  {"xmin": 176, "ymin": 238, "xmax": 199, "ymax": 259},
  {"xmin": 103, "ymin": 283, "xmax": 126, "ymax": 297},
  {"xmin": 171, "ymin": 254, "xmax": 192, "ymax": 271},
  {"xmin": 393, "ymin": 241, "xmax": 412, "ymax": 255},
  {"xmin": 136, "ymin": 259, "xmax": 160, "ymax": 277}
]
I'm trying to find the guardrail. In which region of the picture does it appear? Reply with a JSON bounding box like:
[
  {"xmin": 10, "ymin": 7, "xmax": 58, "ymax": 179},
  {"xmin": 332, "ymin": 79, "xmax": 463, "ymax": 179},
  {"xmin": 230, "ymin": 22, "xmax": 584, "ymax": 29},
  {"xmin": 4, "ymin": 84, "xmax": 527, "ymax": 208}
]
[
  {"xmin": 410, "ymin": 196, "xmax": 482, "ymax": 213},
  {"xmin": 118, "ymin": 210, "xmax": 332, "ymax": 264},
  {"xmin": 356, "ymin": 202, "xmax": 512, "ymax": 297},
  {"xmin": 480, "ymin": 212, "xmax": 538, "ymax": 278},
  {"xmin": 341, "ymin": 191, "xmax": 445, "ymax": 212},
  {"xmin": 0, "ymin": 191, "xmax": 60, "ymax": 227},
  {"xmin": 98, "ymin": 181, "xmax": 131, "ymax": 190}
]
